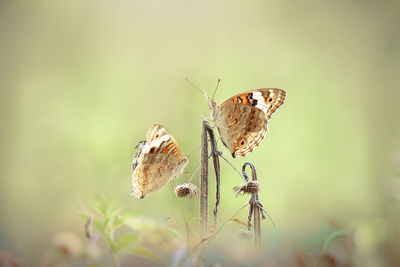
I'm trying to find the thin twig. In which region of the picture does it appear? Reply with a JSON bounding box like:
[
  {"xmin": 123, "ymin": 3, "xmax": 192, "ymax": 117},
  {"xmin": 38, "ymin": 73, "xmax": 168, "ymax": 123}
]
[
  {"xmin": 206, "ymin": 126, "xmax": 221, "ymax": 231},
  {"xmin": 254, "ymin": 200, "xmax": 276, "ymax": 229},
  {"xmin": 188, "ymin": 165, "xmax": 201, "ymax": 183},
  {"xmin": 242, "ymin": 162, "xmax": 261, "ymax": 246},
  {"xmin": 193, "ymin": 202, "xmax": 250, "ymax": 249},
  {"xmin": 247, "ymin": 201, "xmax": 254, "ymax": 231}
]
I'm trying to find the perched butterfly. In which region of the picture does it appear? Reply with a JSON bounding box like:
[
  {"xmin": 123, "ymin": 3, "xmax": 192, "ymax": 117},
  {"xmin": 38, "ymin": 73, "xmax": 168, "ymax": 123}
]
[
  {"xmin": 207, "ymin": 88, "xmax": 286, "ymax": 158},
  {"xmin": 131, "ymin": 124, "xmax": 189, "ymax": 199}
]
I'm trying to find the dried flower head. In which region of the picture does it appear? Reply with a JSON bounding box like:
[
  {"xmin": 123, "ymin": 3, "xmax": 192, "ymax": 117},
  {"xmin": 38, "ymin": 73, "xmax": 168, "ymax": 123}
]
[
  {"xmin": 175, "ymin": 183, "xmax": 199, "ymax": 199},
  {"xmin": 233, "ymin": 180, "xmax": 260, "ymax": 196}
]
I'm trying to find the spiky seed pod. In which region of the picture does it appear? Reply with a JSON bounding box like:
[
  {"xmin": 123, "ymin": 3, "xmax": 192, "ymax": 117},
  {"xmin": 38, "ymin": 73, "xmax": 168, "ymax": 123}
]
[
  {"xmin": 175, "ymin": 183, "xmax": 199, "ymax": 199},
  {"xmin": 233, "ymin": 180, "xmax": 260, "ymax": 196}
]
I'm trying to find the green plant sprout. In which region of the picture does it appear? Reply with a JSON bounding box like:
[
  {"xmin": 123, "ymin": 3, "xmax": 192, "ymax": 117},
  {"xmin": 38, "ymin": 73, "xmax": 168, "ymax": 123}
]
[{"xmin": 79, "ymin": 196, "xmax": 177, "ymax": 266}]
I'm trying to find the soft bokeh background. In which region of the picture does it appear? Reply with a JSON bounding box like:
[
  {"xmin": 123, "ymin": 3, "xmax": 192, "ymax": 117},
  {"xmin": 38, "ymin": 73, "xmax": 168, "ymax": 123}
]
[{"xmin": 1, "ymin": 0, "xmax": 400, "ymax": 266}]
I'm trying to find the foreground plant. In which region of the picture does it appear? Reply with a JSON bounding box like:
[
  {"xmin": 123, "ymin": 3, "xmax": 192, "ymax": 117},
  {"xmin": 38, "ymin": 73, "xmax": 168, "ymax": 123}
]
[{"xmin": 79, "ymin": 196, "xmax": 178, "ymax": 266}]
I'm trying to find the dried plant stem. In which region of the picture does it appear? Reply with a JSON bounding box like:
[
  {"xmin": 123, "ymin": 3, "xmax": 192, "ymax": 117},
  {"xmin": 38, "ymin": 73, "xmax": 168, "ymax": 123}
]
[
  {"xmin": 111, "ymin": 254, "xmax": 119, "ymax": 267},
  {"xmin": 200, "ymin": 120, "xmax": 221, "ymax": 237},
  {"xmin": 206, "ymin": 125, "xmax": 221, "ymax": 231},
  {"xmin": 253, "ymin": 194, "xmax": 261, "ymax": 246},
  {"xmin": 242, "ymin": 162, "xmax": 261, "ymax": 246},
  {"xmin": 200, "ymin": 120, "xmax": 209, "ymax": 239}
]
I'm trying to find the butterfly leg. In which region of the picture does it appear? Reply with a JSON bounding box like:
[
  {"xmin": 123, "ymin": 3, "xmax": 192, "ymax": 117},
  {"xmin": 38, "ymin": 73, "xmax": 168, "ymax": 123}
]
[
  {"xmin": 214, "ymin": 151, "xmax": 247, "ymax": 182},
  {"xmin": 200, "ymin": 114, "xmax": 214, "ymax": 126},
  {"xmin": 169, "ymin": 179, "xmax": 176, "ymax": 191}
]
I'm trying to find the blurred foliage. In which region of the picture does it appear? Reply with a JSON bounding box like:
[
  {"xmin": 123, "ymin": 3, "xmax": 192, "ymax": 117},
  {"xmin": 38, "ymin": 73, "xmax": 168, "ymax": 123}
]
[
  {"xmin": 78, "ymin": 196, "xmax": 166, "ymax": 266},
  {"xmin": 1, "ymin": 0, "xmax": 400, "ymax": 266}
]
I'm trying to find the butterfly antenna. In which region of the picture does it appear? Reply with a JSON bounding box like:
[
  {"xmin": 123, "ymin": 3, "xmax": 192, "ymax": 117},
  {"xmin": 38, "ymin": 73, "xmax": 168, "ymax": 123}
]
[
  {"xmin": 169, "ymin": 180, "xmax": 176, "ymax": 190},
  {"xmin": 211, "ymin": 78, "xmax": 221, "ymax": 101},
  {"xmin": 185, "ymin": 145, "xmax": 201, "ymax": 157},
  {"xmin": 185, "ymin": 78, "xmax": 209, "ymax": 100}
]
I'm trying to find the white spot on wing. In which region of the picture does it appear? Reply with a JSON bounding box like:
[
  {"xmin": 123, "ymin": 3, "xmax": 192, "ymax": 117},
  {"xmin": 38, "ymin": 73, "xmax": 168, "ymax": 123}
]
[
  {"xmin": 145, "ymin": 134, "xmax": 171, "ymax": 153},
  {"xmin": 252, "ymin": 92, "xmax": 268, "ymax": 113}
]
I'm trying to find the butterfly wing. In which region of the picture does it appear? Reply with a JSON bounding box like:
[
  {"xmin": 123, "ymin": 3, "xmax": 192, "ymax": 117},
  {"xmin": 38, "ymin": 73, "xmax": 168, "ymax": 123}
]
[
  {"xmin": 131, "ymin": 125, "xmax": 188, "ymax": 199},
  {"xmin": 216, "ymin": 88, "xmax": 286, "ymax": 158}
]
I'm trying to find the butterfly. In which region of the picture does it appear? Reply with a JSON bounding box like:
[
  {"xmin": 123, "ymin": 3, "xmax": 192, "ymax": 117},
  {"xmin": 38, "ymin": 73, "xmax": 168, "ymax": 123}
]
[
  {"xmin": 131, "ymin": 124, "xmax": 189, "ymax": 199},
  {"xmin": 207, "ymin": 88, "xmax": 286, "ymax": 158}
]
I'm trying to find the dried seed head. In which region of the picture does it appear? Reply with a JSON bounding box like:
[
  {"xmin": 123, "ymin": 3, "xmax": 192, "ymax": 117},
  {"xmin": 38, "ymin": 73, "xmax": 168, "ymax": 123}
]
[
  {"xmin": 175, "ymin": 183, "xmax": 199, "ymax": 199},
  {"xmin": 233, "ymin": 180, "xmax": 260, "ymax": 196}
]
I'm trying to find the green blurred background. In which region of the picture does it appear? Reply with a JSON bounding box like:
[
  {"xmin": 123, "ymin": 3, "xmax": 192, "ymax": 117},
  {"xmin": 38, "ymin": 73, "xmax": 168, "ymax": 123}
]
[{"xmin": 1, "ymin": 0, "xmax": 400, "ymax": 266}]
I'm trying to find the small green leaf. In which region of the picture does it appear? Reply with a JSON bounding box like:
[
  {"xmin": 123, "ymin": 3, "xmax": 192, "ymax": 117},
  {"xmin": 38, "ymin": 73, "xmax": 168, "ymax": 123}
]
[
  {"xmin": 113, "ymin": 215, "xmax": 125, "ymax": 229},
  {"xmin": 91, "ymin": 199, "xmax": 106, "ymax": 217},
  {"xmin": 162, "ymin": 226, "xmax": 181, "ymax": 239},
  {"xmin": 79, "ymin": 211, "xmax": 89, "ymax": 220},
  {"xmin": 105, "ymin": 235, "xmax": 117, "ymax": 252},
  {"xmin": 116, "ymin": 233, "xmax": 139, "ymax": 252},
  {"xmin": 109, "ymin": 206, "xmax": 123, "ymax": 217},
  {"xmin": 321, "ymin": 230, "xmax": 349, "ymax": 254},
  {"xmin": 103, "ymin": 217, "xmax": 111, "ymax": 233},
  {"xmin": 130, "ymin": 246, "xmax": 163, "ymax": 262},
  {"xmin": 123, "ymin": 211, "xmax": 140, "ymax": 219},
  {"xmin": 92, "ymin": 218, "xmax": 103, "ymax": 233}
]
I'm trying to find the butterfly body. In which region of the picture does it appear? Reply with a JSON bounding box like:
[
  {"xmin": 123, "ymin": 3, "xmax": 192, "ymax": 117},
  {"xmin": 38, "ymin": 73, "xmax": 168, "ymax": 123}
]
[
  {"xmin": 131, "ymin": 124, "xmax": 188, "ymax": 199},
  {"xmin": 208, "ymin": 88, "xmax": 286, "ymax": 158}
]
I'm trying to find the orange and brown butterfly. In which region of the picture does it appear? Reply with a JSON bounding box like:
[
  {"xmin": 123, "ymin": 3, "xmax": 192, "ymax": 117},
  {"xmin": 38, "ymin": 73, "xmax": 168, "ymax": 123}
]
[
  {"xmin": 207, "ymin": 88, "xmax": 286, "ymax": 158},
  {"xmin": 131, "ymin": 124, "xmax": 189, "ymax": 199}
]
